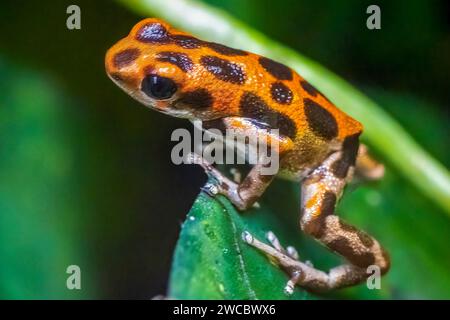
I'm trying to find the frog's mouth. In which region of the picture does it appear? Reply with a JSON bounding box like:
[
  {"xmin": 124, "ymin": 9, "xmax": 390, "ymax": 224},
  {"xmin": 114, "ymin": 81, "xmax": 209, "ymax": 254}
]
[{"xmin": 152, "ymin": 106, "xmax": 192, "ymax": 119}]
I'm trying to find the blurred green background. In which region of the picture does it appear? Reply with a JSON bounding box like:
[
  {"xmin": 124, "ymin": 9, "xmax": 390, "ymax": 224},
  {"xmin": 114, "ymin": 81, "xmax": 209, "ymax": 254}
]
[{"xmin": 0, "ymin": 0, "xmax": 449, "ymax": 299}]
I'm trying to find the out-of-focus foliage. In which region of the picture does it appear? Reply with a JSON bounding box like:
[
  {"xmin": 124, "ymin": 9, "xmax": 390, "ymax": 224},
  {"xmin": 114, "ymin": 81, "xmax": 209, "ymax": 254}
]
[
  {"xmin": 0, "ymin": 60, "xmax": 95, "ymax": 298},
  {"xmin": 0, "ymin": 0, "xmax": 449, "ymax": 299}
]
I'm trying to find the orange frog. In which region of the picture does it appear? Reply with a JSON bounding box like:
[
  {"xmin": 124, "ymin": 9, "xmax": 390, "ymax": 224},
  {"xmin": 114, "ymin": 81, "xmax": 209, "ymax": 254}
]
[{"xmin": 105, "ymin": 18, "xmax": 389, "ymax": 293}]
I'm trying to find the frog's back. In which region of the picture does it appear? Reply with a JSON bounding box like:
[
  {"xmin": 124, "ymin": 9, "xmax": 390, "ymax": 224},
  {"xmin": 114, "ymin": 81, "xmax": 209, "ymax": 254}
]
[
  {"xmin": 231, "ymin": 51, "xmax": 364, "ymax": 143},
  {"xmin": 216, "ymin": 33, "xmax": 364, "ymax": 173}
]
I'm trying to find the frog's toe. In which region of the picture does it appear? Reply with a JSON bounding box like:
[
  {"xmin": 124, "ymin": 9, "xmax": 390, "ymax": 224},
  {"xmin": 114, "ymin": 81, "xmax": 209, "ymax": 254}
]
[
  {"xmin": 242, "ymin": 230, "xmax": 304, "ymax": 295},
  {"xmin": 242, "ymin": 230, "xmax": 254, "ymax": 244},
  {"xmin": 229, "ymin": 167, "xmax": 242, "ymax": 183},
  {"xmin": 201, "ymin": 182, "xmax": 220, "ymax": 196},
  {"xmin": 266, "ymin": 231, "xmax": 285, "ymax": 253},
  {"xmin": 286, "ymin": 246, "xmax": 299, "ymax": 260},
  {"xmin": 266, "ymin": 231, "xmax": 300, "ymax": 260}
]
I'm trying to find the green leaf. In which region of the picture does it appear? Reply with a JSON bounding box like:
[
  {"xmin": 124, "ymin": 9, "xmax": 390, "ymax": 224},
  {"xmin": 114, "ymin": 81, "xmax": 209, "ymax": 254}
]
[
  {"xmin": 0, "ymin": 57, "xmax": 97, "ymax": 299},
  {"xmin": 169, "ymin": 191, "xmax": 308, "ymax": 300}
]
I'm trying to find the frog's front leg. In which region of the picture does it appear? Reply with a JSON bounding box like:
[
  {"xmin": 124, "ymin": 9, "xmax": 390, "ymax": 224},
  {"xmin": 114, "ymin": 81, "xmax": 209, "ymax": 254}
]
[
  {"xmin": 244, "ymin": 147, "xmax": 390, "ymax": 292},
  {"xmin": 191, "ymin": 117, "xmax": 294, "ymax": 211},
  {"xmin": 191, "ymin": 153, "xmax": 273, "ymax": 210}
]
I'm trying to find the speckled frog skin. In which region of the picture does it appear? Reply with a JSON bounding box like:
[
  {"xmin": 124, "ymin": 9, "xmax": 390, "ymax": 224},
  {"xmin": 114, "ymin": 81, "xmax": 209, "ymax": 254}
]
[{"xmin": 105, "ymin": 19, "xmax": 389, "ymax": 293}]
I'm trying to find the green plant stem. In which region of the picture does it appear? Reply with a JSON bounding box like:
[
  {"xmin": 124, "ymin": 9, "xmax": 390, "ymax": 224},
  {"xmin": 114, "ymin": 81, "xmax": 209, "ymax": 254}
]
[{"xmin": 117, "ymin": 0, "xmax": 450, "ymax": 214}]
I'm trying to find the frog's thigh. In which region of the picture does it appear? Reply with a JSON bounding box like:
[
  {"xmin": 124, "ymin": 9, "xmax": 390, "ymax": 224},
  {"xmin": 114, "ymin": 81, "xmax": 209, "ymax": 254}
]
[
  {"xmin": 245, "ymin": 150, "xmax": 390, "ymax": 292},
  {"xmin": 300, "ymin": 151, "xmax": 390, "ymax": 274}
]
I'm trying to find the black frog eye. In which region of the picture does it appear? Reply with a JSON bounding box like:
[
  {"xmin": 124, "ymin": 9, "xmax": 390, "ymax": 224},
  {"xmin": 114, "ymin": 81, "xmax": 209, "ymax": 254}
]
[{"xmin": 141, "ymin": 74, "xmax": 177, "ymax": 100}]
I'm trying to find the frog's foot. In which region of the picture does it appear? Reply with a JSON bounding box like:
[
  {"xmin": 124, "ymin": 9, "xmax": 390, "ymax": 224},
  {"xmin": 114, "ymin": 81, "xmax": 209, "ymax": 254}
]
[
  {"xmin": 188, "ymin": 153, "xmax": 249, "ymax": 210},
  {"xmin": 242, "ymin": 230, "xmax": 366, "ymax": 293},
  {"xmin": 265, "ymin": 231, "xmax": 299, "ymax": 260},
  {"xmin": 242, "ymin": 230, "xmax": 307, "ymax": 295}
]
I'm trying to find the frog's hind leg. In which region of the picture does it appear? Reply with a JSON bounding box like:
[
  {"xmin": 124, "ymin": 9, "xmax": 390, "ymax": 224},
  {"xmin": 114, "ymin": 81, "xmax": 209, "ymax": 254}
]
[
  {"xmin": 242, "ymin": 230, "xmax": 367, "ymax": 293},
  {"xmin": 354, "ymin": 144, "xmax": 384, "ymax": 181},
  {"xmin": 244, "ymin": 137, "xmax": 390, "ymax": 292},
  {"xmin": 301, "ymin": 138, "xmax": 389, "ymax": 290}
]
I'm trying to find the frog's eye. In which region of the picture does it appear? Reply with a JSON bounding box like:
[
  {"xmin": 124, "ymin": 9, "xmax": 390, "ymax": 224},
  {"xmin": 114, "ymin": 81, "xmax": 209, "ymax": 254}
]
[{"xmin": 141, "ymin": 74, "xmax": 177, "ymax": 100}]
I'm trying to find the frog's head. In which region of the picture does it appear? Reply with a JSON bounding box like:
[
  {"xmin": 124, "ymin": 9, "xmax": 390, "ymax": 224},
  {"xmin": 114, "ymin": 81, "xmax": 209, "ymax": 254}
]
[{"xmin": 105, "ymin": 18, "xmax": 236, "ymax": 120}]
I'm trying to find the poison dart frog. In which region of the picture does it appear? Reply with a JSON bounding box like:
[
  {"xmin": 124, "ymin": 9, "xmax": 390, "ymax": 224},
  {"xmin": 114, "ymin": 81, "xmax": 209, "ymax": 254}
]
[{"xmin": 105, "ymin": 18, "xmax": 390, "ymax": 293}]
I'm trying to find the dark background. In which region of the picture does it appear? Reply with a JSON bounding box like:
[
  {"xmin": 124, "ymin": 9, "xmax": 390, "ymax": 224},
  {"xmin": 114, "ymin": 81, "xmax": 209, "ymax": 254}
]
[{"xmin": 0, "ymin": 0, "xmax": 448, "ymax": 299}]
